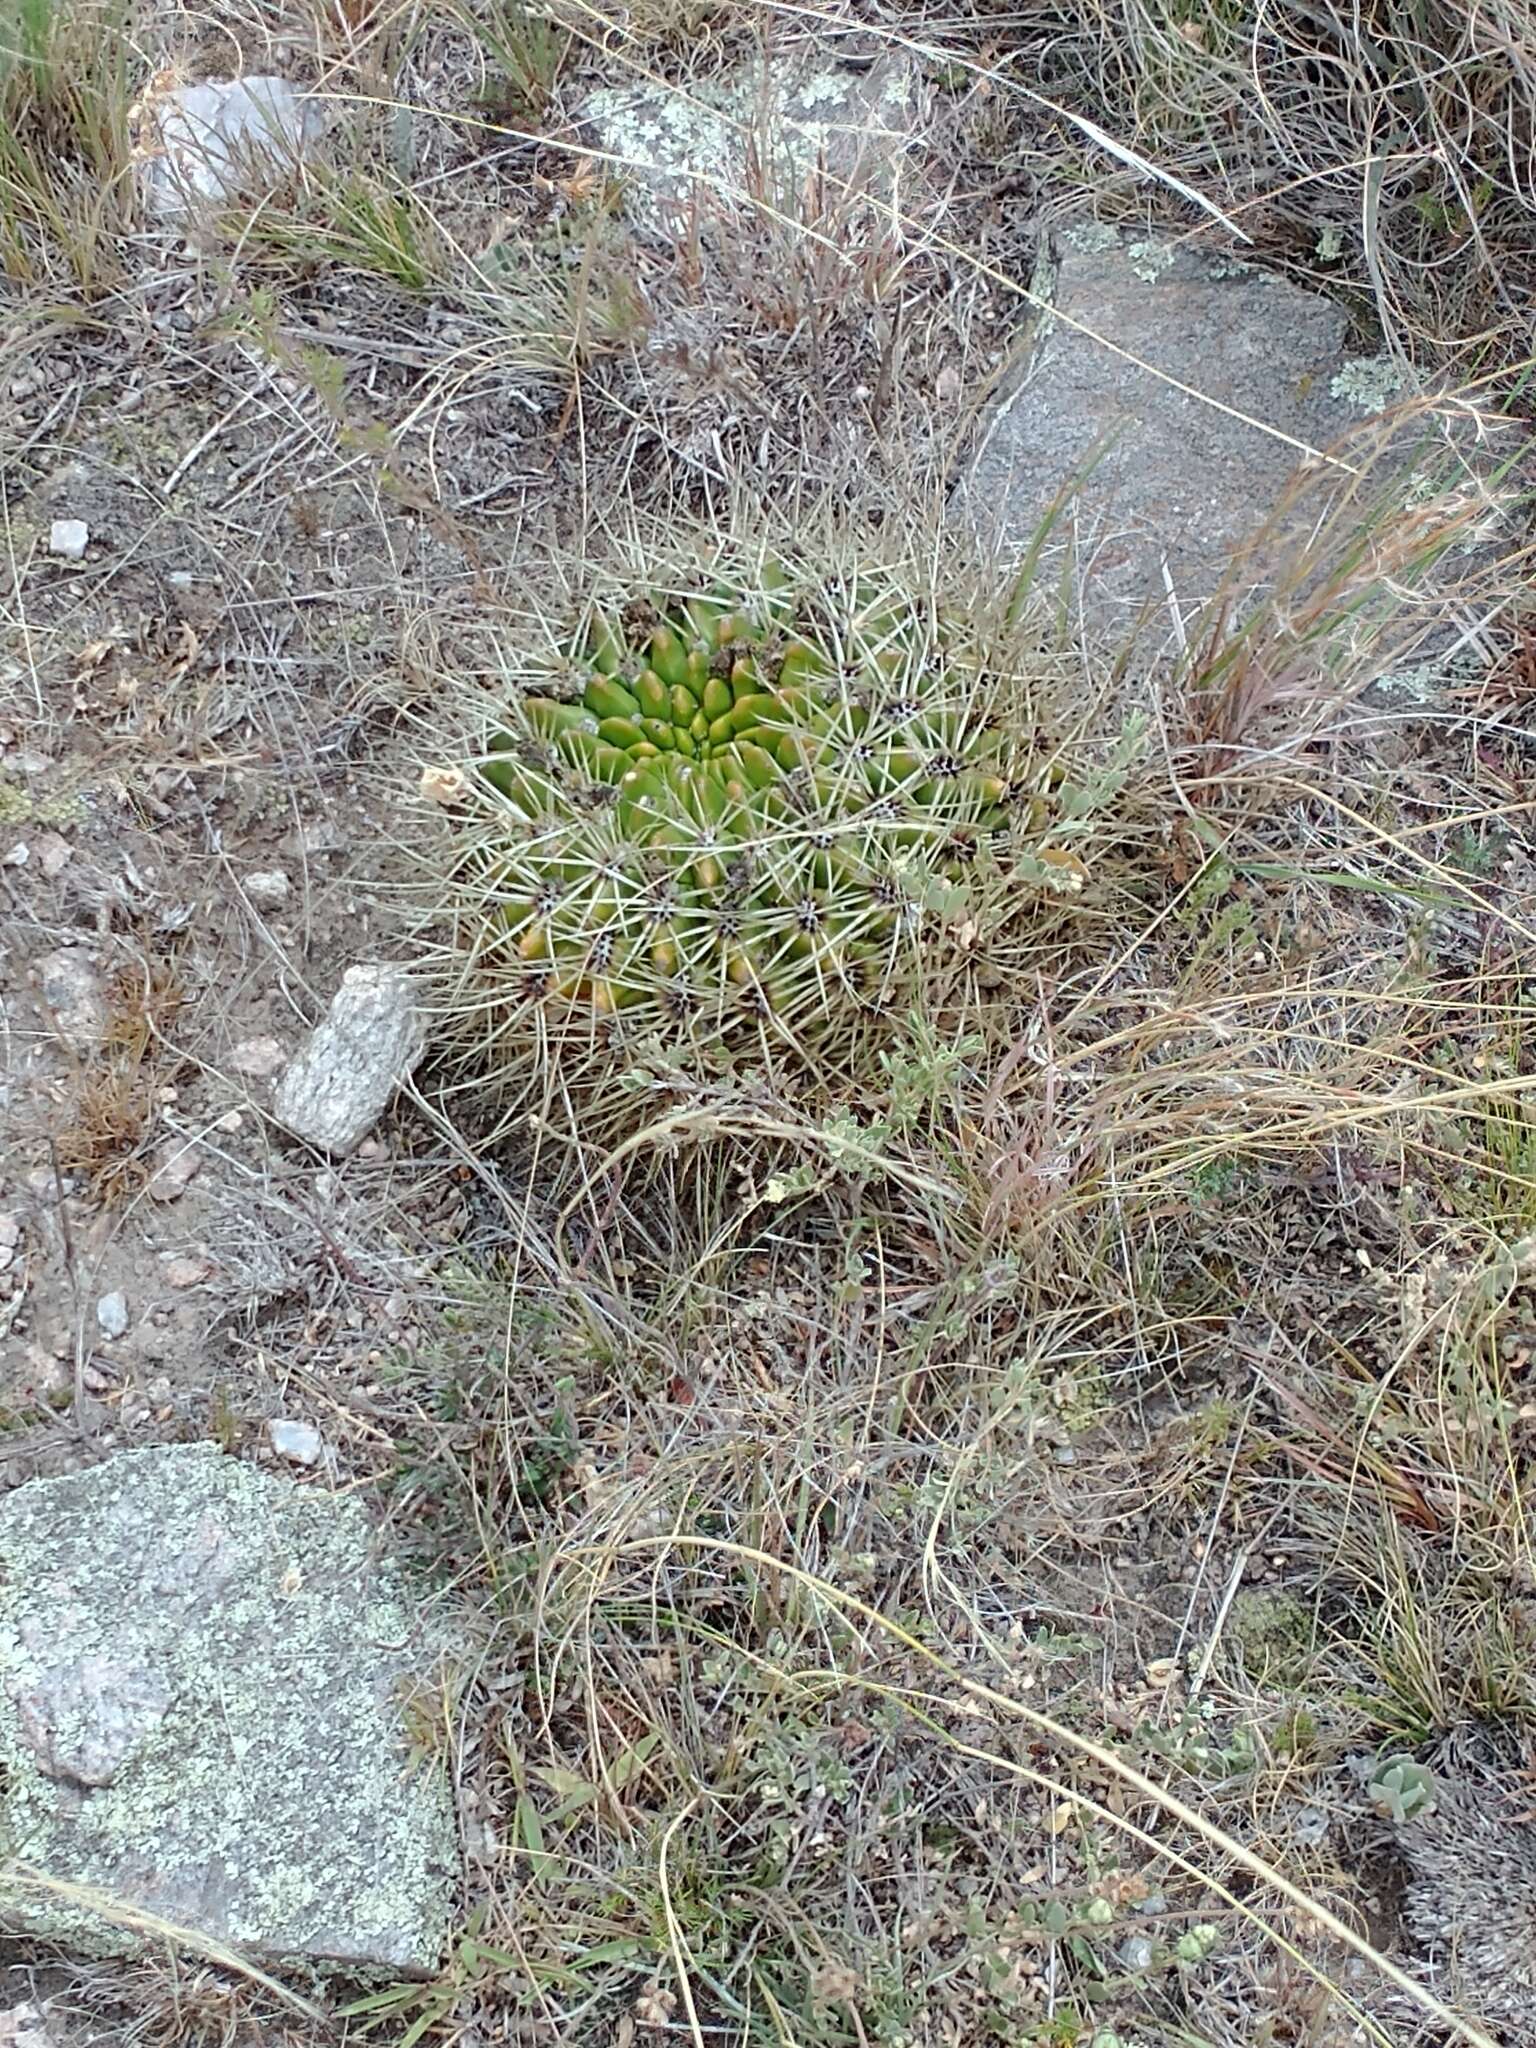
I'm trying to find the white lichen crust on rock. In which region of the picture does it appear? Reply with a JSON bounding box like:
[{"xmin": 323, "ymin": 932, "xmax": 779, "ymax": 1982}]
[
  {"xmin": 581, "ymin": 55, "xmax": 918, "ymax": 230},
  {"xmin": 0, "ymin": 1444, "xmax": 458, "ymax": 1970}
]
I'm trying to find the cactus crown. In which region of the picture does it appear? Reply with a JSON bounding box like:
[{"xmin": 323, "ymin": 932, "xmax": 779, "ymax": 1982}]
[{"xmin": 422, "ymin": 551, "xmax": 1078, "ymax": 1141}]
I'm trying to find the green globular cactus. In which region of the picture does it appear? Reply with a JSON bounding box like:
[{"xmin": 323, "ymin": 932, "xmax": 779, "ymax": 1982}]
[{"xmin": 423, "ymin": 557, "xmax": 1077, "ymax": 1138}]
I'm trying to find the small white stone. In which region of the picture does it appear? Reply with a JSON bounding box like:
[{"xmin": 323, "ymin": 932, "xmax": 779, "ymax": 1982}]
[
  {"xmin": 96, "ymin": 1291, "xmax": 130, "ymax": 1339},
  {"xmin": 267, "ymin": 1418, "xmax": 323, "ymax": 1466},
  {"xmin": 274, "ymin": 964, "xmax": 425, "ymax": 1157},
  {"xmin": 244, "ymin": 868, "xmax": 291, "ymax": 909},
  {"xmin": 48, "ymin": 519, "xmax": 89, "ymax": 562},
  {"xmin": 3, "ymin": 841, "xmax": 28, "ymax": 866},
  {"xmin": 140, "ymin": 76, "xmax": 324, "ymax": 219},
  {"xmin": 145, "ymin": 1142, "xmax": 201, "ymax": 1201}
]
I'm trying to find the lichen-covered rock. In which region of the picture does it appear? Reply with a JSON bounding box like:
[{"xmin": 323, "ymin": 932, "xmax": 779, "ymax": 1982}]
[
  {"xmin": 0, "ymin": 1444, "xmax": 458, "ymax": 1969},
  {"xmin": 581, "ymin": 55, "xmax": 919, "ymax": 231},
  {"xmin": 959, "ymin": 228, "xmax": 1519, "ymax": 639},
  {"xmin": 273, "ymin": 963, "xmax": 424, "ymax": 1157}
]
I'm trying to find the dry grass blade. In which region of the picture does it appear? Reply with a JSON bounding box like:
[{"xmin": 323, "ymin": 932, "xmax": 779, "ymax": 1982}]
[{"xmin": 0, "ymin": 1868, "xmax": 327, "ymax": 2021}]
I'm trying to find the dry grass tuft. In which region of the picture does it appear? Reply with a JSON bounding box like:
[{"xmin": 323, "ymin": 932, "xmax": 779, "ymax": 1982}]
[
  {"xmin": 0, "ymin": 0, "xmax": 136, "ymax": 294},
  {"xmin": 53, "ymin": 951, "xmax": 186, "ymax": 1204}
]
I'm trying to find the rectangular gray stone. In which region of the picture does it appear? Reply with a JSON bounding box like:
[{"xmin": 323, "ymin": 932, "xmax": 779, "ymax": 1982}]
[{"xmin": 961, "ymin": 228, "xmax": 1525, "ymax": 650}]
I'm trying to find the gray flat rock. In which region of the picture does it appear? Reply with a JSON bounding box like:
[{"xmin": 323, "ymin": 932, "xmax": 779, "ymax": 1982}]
[
  {"xmin": 961, "ymin": 227, "xmax": 1515, "ymax": 643},
  {"xmin": 0, "ymin": 1445, "xmax": 457, "ymax": 1969},
  {"xmin": 582, "ymin": 55, "xmax": 918, "ymax": 231}
]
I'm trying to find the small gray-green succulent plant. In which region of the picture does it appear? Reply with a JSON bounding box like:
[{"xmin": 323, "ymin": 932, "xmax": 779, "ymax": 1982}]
[{"xmin": 1369, "ymin": 1754, "xmax": 1438, "ymax": 1823}]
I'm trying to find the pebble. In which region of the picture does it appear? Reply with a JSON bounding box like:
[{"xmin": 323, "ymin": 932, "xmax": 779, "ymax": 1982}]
[
  {"xmin": 0, "ymin": 1213, "xmax": 19, "ymax": 1249},
  {"xmin": 33, "ymin": 948, "xmax": 107, "ymax": 1051},
  {"xmin": 47, "ymin": 519, "xmax": 89, "ymax": 562},
  {"xmin": 0, "ymin": 1998, "xmax": 57, "ymax": 2048},
  {"xmin": 145, "ymin": 1142, "xmax": 201, "ymax": 1201},
  {"xmin": 96, "ymin": 1291, "xmax": 130, "ymax": 1339},
  {"xmin": 161, "ymin": 1253, "xmax": 215, "ymax": 1289},
  {"xmin": 244, "ymin": 868, "xmax": 291, "ymax": 909},
  {"xmin": 229, "ymin": 1035, "xmax": 287, "ymax": 1078},
  {"xmin": 295, "ymin": 820, "xmax": 347, "ymax": 859},
  {"xmin": 18, "ymin": 1345, "xmax": 70, "ymax": 1404},
  {"xmin": 267, "ymin": 1418, "xmax": 324, "ymax": 1467},
  {"xmin": 37, "ymin": 832, "xmax": 71, "ymax": 877}
]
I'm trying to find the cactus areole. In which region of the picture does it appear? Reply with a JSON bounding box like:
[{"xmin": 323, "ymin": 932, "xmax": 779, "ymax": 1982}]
[{"xmin": 435, "ymin": 567, "xmax": 1062, "ymax": 1100}]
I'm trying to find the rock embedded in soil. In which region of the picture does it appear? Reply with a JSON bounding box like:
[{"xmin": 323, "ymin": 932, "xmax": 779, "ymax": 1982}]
[
  {"xmin": 579, "ymin": 54, "xmax": 919, "ymax": 233},
  {"xmin": 273, "ymin": 964, "xmax": 425, "ymax": 1157},
  {"xmin": 161, "ymin": 1252, "xmax": 215, "ymax": 1289},
  {"xmin": 46, "ymin": 521, "xmax": 88, "ymax": 563},
  {"xmin": 139, "ymin": 77, "xmax": 323, "ymax": 220},
  {"xmin": 32, "ymin": 950, "xmax": 106, "ymax": 1052},
  {"xmin": 229, "ymin": 1034, "xmax": 287, "ymax": 1079},
  {"xmin": 0, "ymin": 1443, "xmax": 458, "ymax": 1969},
  {"xmin": 243, "ymin": 869, "xmax": 291, "ymax": 910},
  {"xmin": 960, "ymin": 227, "xmax": 1511, "ymax": 641},
  {"xmin": 267, "ymin": 1418, "xmax": 323, "ymax": 1467},
  {"xmin": 144, "ymin": 1141, "xmax": 201, "ymax": 1201},
  {"xmin": 94, "ymin": 1292, "xmax": 129, "ymax": 1340},
  {"xmin": 0, "ymin": 2002, "xmax": 55, "ymax": 2048}
]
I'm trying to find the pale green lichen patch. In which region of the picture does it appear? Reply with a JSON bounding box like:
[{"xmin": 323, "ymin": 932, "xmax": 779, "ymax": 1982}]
[
  {"xmin": 1062, "ymin": 220, "xmax": 1120, "ymax": 255},
  {"xmin": 1330, "ymin": 353, "xmax": 1413, "ymax": 412},
  {"xmin": 1126, "ymin": 237, "xmax": 1176, "ymax": 284},
  {"xmin": 0, "ymin": 1445, "xmax": 459, "ymax": 1970},
  {"xmin": 0, "ymin": 775, "xmax": 87, "ymax": 828}
]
